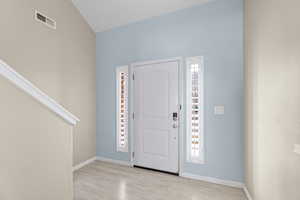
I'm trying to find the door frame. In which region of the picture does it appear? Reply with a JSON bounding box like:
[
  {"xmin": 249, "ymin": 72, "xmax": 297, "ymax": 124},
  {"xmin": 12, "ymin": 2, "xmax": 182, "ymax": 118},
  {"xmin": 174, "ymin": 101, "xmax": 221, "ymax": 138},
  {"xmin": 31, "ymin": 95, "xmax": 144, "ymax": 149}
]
[{"xmin": 129, "ymin": 57, "xmax": 184, "ymax": 174}]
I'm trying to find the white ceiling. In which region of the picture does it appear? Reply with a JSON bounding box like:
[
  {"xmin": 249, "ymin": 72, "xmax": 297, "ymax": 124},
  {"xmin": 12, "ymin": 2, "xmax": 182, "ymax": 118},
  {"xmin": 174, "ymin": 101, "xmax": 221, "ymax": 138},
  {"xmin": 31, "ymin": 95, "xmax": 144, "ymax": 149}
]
[{"xmin": 72, "ymin": 0, "xmax": 211, "ymax": 32}]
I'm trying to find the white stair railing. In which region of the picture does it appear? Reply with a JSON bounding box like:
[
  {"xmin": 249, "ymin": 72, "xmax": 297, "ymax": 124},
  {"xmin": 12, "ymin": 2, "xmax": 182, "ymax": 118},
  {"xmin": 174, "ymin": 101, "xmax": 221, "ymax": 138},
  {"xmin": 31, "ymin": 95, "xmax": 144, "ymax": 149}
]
[{"xmin": 0, "ymin": 59, "xmax": 79, "ymax": 125}]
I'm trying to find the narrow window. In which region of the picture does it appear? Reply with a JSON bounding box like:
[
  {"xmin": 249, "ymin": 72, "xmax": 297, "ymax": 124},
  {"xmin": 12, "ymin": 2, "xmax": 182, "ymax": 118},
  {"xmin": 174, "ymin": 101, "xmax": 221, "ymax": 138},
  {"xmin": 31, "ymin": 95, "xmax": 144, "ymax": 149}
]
[
  {"xmin": 116, "ymin": 66, "xmax": 129, "ymax": 152},
  {"xmin": 186, "ymin": 57, "xmax": 204, "ymax": 164}
]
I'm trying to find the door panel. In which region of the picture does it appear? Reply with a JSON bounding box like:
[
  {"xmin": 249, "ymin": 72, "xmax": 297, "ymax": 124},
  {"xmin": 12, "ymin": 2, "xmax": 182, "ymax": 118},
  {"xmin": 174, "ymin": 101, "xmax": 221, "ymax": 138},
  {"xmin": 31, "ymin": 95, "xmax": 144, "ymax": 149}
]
[
  {"xmin": 143, "ymin": 70, "xmax": 169, "ymax": 118},
  {"xmin": 143, "ymin": 129, "xmax": 169, "ymax": 157},
  {"xmin": 133, "ymin": 60, "xmax": 179, "ymax": 173}
]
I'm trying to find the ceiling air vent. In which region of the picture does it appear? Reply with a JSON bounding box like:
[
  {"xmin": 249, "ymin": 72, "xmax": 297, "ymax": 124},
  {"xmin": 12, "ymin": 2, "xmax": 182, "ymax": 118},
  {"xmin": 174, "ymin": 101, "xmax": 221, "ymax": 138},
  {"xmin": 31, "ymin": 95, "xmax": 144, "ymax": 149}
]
[{"xmin": 35, "ymin": 10, "xmax": 56, "ymax": 29}]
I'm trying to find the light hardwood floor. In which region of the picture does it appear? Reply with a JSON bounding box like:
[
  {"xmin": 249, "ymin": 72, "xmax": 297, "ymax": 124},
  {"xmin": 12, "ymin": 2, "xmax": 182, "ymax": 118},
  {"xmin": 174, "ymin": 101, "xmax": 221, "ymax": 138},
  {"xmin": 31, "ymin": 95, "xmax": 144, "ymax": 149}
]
[{"xmin": 74, "ymin": 161, "xmax": 247, "ymax": 200}]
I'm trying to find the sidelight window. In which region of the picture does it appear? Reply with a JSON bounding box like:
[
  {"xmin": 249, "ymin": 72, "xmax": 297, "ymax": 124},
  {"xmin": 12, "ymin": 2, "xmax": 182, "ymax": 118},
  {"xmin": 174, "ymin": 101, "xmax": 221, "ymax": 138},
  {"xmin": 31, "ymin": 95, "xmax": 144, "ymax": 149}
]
[
  {"xmin": 186, "ymin": 57, "xmax": 204, "ymax": 164},
  {"xmin": 116, "ymin": 66, "xmax": 129, "ymax": 152}
]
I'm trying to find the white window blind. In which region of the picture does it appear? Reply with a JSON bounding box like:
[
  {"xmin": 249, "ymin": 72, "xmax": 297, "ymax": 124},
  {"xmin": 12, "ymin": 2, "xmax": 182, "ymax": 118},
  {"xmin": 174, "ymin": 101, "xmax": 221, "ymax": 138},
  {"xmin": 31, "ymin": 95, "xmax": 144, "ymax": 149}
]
[
  {"xmin": 186, "ymin": 57, "xmax": 204, "ymax": 164},
  {"xmin": 116, "ymin": 66, "xmax": 129, "ymax": 152}
]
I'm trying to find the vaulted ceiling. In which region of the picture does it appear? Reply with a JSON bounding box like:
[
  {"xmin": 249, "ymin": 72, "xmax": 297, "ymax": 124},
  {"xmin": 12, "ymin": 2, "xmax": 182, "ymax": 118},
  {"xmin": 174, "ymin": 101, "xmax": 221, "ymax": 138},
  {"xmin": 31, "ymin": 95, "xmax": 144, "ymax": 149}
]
[{"xmin": 72, "ymin": 0, "xmax": 211, "ymax": 32}]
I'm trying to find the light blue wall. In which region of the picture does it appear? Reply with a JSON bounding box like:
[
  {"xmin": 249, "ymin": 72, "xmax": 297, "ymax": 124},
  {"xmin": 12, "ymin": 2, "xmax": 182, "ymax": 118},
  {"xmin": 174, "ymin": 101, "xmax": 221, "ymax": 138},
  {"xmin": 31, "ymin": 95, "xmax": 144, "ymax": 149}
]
[{"xmin": 96, "ymin": 0, "xmax": 244, "ymax": 182}]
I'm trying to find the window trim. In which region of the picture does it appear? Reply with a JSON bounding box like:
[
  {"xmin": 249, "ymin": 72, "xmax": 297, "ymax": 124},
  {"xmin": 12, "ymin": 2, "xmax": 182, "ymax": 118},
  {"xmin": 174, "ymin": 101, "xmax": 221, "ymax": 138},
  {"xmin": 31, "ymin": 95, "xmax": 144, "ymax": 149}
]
[
  {"xmin": 116, "ymin": 66, "xmax": 129, "ymax": 152},
  {"xmin": 186, "ymin": 56, "xmax": 205, "ymax": 164}
]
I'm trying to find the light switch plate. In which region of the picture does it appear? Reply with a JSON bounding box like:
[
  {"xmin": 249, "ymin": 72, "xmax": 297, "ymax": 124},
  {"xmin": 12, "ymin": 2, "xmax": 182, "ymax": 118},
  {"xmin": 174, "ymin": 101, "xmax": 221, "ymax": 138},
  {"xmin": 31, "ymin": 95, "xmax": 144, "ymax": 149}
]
[
  {"xmin": 214, "ymin": 105, "xmax": 225, "ymax": 115},
  {"xmin": 294, "ymin": 144, "xmax": 300, "ymax": 155}
]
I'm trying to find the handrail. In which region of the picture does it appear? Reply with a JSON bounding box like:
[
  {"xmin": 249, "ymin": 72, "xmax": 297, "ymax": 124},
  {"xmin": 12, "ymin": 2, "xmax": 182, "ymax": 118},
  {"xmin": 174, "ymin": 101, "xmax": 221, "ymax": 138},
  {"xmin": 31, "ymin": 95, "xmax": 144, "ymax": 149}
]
[{"xmin": 0, "ymin": 59, "xmax": 80, "ymax": 125}]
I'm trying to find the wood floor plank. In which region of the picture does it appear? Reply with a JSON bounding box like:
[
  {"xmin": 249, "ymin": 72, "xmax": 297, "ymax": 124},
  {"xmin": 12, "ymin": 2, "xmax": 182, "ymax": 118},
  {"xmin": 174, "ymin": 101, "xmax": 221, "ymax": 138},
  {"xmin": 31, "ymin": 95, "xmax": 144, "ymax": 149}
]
[{"xmin": 74, "ymin": 161, "xmax": 247, "ymax": 200}]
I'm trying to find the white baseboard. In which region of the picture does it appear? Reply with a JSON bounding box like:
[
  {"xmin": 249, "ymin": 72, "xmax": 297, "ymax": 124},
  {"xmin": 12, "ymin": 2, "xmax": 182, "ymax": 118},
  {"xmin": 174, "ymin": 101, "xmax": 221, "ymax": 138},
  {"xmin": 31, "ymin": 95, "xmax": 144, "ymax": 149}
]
[
  {"xmin": 73, "ymin": 157, "xmax": 97, "ymax": 172},
  {"xmin": 243, "ymin": 186, "xmax": 253, "ymax": 200},
  {"xmin": 96, "ymin": 156, "xmax": 131, "ymax": 166},
  {"xmin": 180, "ymin": 172, "xmax": 244, "ymax": 188}
]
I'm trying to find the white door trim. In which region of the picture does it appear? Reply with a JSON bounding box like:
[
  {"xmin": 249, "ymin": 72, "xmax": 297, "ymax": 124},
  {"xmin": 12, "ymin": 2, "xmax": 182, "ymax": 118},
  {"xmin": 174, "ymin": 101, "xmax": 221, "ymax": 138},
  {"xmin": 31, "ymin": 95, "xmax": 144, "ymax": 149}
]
[{"xmin": 129, "ymin": 57, "xmax": 184, "ymax": 174}]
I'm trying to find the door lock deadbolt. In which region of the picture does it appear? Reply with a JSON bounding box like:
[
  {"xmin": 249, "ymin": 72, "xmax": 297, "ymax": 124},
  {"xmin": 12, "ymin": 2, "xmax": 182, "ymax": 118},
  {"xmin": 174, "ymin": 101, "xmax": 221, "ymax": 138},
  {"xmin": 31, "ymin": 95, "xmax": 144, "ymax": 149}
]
[{"xmin": 173, "ymin": 112, "xmax": 178, "ymax": 121}]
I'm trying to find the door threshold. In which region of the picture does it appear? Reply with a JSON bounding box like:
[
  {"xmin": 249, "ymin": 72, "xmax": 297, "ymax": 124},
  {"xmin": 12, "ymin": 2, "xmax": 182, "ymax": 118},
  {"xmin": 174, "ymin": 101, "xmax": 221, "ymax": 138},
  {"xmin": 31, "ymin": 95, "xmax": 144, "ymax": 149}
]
[{"xmin": 134, "ymin": 165, "xmax": 179, "ymax": 176}]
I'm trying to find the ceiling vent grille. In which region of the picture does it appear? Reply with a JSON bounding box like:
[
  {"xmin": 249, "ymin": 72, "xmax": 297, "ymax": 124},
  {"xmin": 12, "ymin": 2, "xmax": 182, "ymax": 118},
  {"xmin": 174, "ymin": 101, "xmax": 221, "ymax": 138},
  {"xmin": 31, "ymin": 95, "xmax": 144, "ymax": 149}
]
[{"xmin": 35, "ymin": 10, "xmax": 56, "ymax": 29}]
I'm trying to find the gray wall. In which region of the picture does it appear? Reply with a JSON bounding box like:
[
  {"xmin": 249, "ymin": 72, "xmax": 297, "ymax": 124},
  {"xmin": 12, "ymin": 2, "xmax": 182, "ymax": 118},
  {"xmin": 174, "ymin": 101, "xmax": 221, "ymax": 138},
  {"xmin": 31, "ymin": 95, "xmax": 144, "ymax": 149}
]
[
  {"xmin": 0, "ymin": 76, "xmax": 73, "ymax": 200},
  {"xmin": 0, "ymin": 0, "xmax": 96, "ymax": 166},
  {"xmin": 96, "ymin": 0, "xmax": 244, "ymax": 182},
  {"xmin": 245, "ymin": 0, "xmax": 300, "ymax": 199}
]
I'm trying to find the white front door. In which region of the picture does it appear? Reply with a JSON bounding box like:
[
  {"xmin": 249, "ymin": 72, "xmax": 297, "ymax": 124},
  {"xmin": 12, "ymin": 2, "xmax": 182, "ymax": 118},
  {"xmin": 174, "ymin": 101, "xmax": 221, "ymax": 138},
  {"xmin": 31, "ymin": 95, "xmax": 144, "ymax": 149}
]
[{"xmin": 133, "ymin": 60, "xmax": 179, "ymax": 173}]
